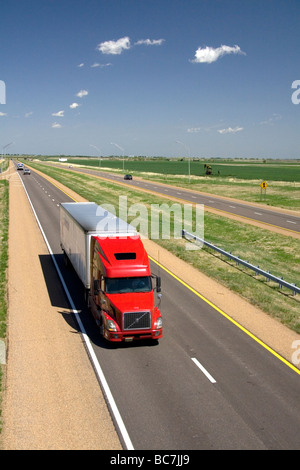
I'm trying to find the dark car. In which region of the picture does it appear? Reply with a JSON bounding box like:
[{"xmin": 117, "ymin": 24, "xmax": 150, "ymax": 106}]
[{"xmin": 124, "ymin": 174, "xmax": 133, "ymax": 180}]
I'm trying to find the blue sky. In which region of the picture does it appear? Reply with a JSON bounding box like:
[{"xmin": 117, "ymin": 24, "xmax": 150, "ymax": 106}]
[{"xmin": 0, "ymin": 0, "xmax": 300, "ymax": 158}]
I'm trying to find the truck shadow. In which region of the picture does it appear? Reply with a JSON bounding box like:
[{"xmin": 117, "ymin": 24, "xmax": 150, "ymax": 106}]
[
  {"xmin": 38, "ymin": 253, "xmax": 159, "ymax": 350},
  {"xmin": 38, "ymin": 253, "xmax": 112, "ymax": 348}
]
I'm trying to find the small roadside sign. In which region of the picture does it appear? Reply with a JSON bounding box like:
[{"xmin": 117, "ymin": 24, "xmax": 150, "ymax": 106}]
[
  {"xmin": 260, "ymin": 181, "xmax": 268, "ymax": 190},
  {"xmin": 260, "ymin": 180, "xmax": 268, "ymax": 200}
]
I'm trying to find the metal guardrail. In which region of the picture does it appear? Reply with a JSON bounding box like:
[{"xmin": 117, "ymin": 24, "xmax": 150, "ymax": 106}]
[{"xmin": 182, "ymin": 229, "xmax": 300, "ymax": 295}]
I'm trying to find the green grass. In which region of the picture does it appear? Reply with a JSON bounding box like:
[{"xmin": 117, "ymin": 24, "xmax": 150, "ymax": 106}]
[
  {"xmin": 31, "ymin": 156, "xmax": 300, "ymax": 211},
  {"xmin": 0, "ymin": 159, "xmax": 9, "ymax": 174},
  {"xmin": 42, "ymin": 156, "xmax": 300, "ymax": 181},
  {"xmin": 27, "ymin": 162, "xmax": 300, "ymax": 334},
  {"xmin": 0, "ymin": 180, "xmax": 9, "ymax": 434}
]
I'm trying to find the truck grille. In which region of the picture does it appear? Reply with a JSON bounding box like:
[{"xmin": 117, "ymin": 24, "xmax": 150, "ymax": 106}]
[{"xmin": 123, "ymin": 311, "xmax": 151, "ymax": 330}]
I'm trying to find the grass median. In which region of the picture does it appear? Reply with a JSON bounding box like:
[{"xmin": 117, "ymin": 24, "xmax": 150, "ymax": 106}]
[{"xmin": 27, "ymin": 162, "xmax": 300, "ymax": 334}]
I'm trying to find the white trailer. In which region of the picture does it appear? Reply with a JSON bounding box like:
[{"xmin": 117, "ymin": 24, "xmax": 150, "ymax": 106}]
[{"xmin": 60, "ymin": 202, "xmax": 137, "ymax": 290}]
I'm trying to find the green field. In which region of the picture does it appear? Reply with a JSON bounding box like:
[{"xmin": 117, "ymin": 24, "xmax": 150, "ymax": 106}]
[
  {"xmin": 32, "ymin": 156, "xmax": 300, "ymax": 211},
  {"xmin": 43, "ymin": 156, "xmax": 300, "ymax": 181}
]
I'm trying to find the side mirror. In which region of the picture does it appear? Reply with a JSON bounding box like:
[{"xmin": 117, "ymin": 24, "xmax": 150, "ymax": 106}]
[{"xmin": 156, "ymin": 276, "xmax": 161, "ymax": 293}]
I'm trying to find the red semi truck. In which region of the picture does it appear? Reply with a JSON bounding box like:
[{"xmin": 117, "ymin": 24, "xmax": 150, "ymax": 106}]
[{"xmin": 60, "ymin": 202, "xmax": 162, "ymax": 342}]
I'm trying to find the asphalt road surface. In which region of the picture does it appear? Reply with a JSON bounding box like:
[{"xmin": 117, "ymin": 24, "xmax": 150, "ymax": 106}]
[{"xmin": 17, "ymin": 165, "xmax": 300, "ymax": 450}]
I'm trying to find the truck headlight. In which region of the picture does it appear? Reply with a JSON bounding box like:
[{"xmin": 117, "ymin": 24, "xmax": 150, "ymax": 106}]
[
  {"xmin": 106, "ymin": 319, "xmax": 117, "ymax": 331},
  {"xmin": 156, "ymin": 317, "xmax": 162, "ymax": 329}
]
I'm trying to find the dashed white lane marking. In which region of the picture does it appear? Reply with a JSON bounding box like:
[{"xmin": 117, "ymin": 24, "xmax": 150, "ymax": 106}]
[{"xmin": 191, "ymin": 358, "xmax": 216, "ymax": 384}]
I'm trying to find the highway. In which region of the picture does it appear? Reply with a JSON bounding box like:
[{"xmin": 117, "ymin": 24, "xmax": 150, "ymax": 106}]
[
  {"xmin": 17, "ymin": 165, "xmax": 300, "ymax": 450},
  {"xmin": 57, "ymin": 164, "xmax": 300, "ymax": 235}
]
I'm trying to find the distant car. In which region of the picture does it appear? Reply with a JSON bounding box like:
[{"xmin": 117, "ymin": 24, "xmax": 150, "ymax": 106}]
[
  {"xmin": 23, "ymin": 168, "xmax": 31, "ymax": 175},
  {"xmin": 124, "ymin": 174, "xmax": 132, "ymax": 180}
]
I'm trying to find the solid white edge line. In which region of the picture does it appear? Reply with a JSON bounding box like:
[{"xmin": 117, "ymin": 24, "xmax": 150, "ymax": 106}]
[
  {"xmin": 18, "ymin": 173, "xmax": 134, "ymax": 451},
  {"xmin": 191, "ymin": 358, "xmax": 216, "ymax": 384}
]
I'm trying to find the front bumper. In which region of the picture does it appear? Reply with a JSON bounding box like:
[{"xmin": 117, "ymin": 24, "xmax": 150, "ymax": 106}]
[{"xmin": 103, "ymin": 328, "xmax": 163, "ymax": 342}]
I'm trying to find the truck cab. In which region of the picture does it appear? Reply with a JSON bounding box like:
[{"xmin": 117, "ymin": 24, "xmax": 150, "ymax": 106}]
[{"xmin": 89, "ymin": 235, "xmax": 162, "ymax": 342}]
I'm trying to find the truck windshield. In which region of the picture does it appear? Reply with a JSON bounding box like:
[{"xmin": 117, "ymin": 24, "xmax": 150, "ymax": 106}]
[{"xmin": 106, "ymin": 276, "xmax": 152, "ymax": 294}]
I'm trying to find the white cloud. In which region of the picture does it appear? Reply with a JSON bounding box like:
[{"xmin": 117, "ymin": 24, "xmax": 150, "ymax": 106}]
[
  {"xmin": 96, "ymin": 36, "xmax": 164, "ymax": 56},
  {"xmin": 70, "ymin": 102, "xmax": 79, "ymax": 109},
  {"xmin": 25, "ymin": 111, "xmax": 33, "ymax": 118},
  {"xmin": 191, "ymin": 44, "xmax": 245, "ymax": 64},
  {"xmin": 76, "ymin": 89, "xmax": 88, "ymax": 98},
  {"xmin": 52, "ymin": 122, "xmax": 62, "ymax": 128},
  {"xmin": 187, "ymin": 123, "xmax": 224, "ymax": 133},
  {"xmin": 91, "ymin": 62, "xmax": 112, "ymax": 68},
  {"xmin": 187, "ymin": 127, "xmax": 202, "ymax": 133},
  {"xmin": 134, "ymin": 39, "xmax": 165, "ymax": 46},
  {"xmin": 0, "ymin": 112, "xmax": 7, "ymax": 116},
  {"xmin": 218, "ymin": 126, "xmax": 243, "ymax": 134},
  {"xmin": 97, "ymin": 36, "xmax": 131, "ymax": 55},
  {"xmin": 52, "ymin": 110, "xmax": 64, "ymax": 117},
  {"xmin": 78, "ymin": 63, "xmax": 84, "ymax": 67},
  {"xmin": 260, "ymin": 113, "xmax": 282, "ymax": 125}
]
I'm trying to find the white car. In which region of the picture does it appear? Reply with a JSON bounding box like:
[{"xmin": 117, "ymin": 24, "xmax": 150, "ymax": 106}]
[{"xmin": 23, "ymin": 168, "xmax": 31, "ymax": 175}]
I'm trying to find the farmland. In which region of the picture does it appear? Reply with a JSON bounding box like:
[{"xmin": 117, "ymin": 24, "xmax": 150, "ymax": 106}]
[
  {"xmin": 33, "ymin": 156, "xmax": 300, "ymax": 211},
  {"xmin": 43, "ymin": 156, "xmax": 300, "ymax": 181}
]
